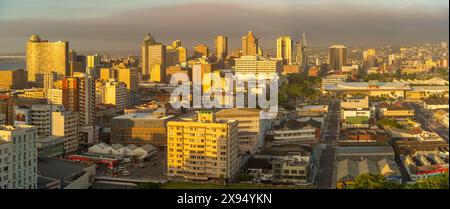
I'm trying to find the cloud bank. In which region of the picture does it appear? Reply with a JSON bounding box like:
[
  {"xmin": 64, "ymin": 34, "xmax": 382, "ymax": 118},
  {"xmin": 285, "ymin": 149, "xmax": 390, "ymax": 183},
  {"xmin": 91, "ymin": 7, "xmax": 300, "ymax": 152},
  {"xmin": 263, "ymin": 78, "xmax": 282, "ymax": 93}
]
[{"xmin": 0, "ymin": 2, "xmax": 448, "ymax": 54}]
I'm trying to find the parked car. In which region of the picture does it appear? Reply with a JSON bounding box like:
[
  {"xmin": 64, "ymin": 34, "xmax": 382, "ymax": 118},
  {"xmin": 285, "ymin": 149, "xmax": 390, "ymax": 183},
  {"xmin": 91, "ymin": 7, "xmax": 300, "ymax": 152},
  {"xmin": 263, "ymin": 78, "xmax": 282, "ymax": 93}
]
[{"xmin": 122, "ymin": 170, "xmax": 130, "ymax": 176}]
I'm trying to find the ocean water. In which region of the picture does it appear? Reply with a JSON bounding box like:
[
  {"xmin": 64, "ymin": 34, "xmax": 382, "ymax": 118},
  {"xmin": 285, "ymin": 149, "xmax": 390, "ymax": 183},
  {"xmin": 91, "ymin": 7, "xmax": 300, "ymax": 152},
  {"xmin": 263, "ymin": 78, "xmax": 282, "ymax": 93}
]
[{"xmin": 0, "ymin": 59, "xmax": 26, "ymax": 70}]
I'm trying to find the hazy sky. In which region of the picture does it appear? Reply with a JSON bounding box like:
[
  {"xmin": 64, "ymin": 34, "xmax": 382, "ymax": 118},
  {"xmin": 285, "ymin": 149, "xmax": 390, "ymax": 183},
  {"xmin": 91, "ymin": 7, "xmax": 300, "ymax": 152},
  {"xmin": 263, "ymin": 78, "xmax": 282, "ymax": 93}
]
[{"xmin": 0, "ymin": 0, "xmax": 448, "ymax": 54}]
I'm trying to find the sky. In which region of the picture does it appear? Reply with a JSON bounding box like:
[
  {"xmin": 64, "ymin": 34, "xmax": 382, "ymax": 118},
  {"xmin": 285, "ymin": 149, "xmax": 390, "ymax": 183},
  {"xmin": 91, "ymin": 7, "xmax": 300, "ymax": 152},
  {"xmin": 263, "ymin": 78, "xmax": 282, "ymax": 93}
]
[{"xmin": 0, "ymin": 0, "xmax": 448, "ymax": 54}]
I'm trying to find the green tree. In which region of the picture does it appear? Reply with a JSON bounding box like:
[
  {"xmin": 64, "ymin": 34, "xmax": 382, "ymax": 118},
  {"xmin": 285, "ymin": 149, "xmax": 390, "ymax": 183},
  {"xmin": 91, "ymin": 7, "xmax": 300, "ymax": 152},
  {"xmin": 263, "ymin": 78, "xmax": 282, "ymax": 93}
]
[
  {"xmin": 408, "ymin": 173, "xmax": 449, "ymax": 189},
  {"xmin": 351, "ymin": 174, "xmax": 404, "ymax": 189}
]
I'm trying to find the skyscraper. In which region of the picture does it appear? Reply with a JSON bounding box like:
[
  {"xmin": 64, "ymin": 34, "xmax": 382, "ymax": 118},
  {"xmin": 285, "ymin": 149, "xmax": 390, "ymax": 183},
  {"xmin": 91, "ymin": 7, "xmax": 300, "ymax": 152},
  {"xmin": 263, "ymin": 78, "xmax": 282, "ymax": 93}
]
[
  {"xmin": 215, "ymin": 35, "xmax": 228, "ymax": 63},
  {"xmin": 87, "ymin": 54, "xmax": 101, "ymax": 68},
  {"xmin": 141, "ymin": 33, "xmax": 166, "ymax": 82},
  {"xmin": 242, "ymin": 31, "xmax": 259, "ymax": 56},
  {"xmin": 276, "ymin": 36, "xmax": 293, "ymax": 65},
  {"xmin": 114, "ymin": 66, "xmax": 139, "ymax": 106},
  {"xmin": 177, "ymin": 47, "xmax": 187, "ymax": 63},
  {"xmin": 61, "ymin": 73, "xmax": 95, "ymax": 127},
  {"xmin": 26, "ymin": 34, "xmax": 69, "ymax": 84},
  {"xmin": 295, "ymin": 32, "xmax": 308, "ymax": 71},
  {"xmin": 363, "ymin": 48, "xmax": 376, "ymax": 69},
  {"xmin": 172, "ymin": 40, "xmax": 181, "ymax": 48},
  {"xmin": 329, "ymin": 45, "xmax": 347, "ymax": 71}
]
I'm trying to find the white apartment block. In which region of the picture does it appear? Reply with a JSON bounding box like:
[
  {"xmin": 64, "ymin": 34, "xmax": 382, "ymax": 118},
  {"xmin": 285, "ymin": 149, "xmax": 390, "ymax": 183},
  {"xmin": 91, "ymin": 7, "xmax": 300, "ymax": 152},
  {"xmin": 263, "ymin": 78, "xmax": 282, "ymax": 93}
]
[{"xmin": 0, "ymin": 125, "xmax": 37, "ymax": 189}]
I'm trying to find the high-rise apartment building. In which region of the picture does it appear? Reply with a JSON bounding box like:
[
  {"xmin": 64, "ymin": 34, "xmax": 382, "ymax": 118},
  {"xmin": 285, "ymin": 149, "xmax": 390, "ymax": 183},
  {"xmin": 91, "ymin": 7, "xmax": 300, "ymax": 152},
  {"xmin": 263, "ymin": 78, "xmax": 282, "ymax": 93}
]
[
  {"xmin": 60, "ymin": 73, "xmax": 95, "ymax": 127},
  {"xmin": 215, "ymin": 35, "xmax": 228, "ymax": 63},
  {"xmin": 242, "ymin": 31, "xmax": 259, "ymax": 56},
  {"xmin": 141, "ymin": 33, "xmax": 166, "ymax": 82},
  {"xmin": 172, "ymin": 40, "xmax": 182, "ymax": 48},
  {"xmin": 166, "ymin": 48, "xmax": 179, "ymax": 67},
  {"xmin": 329, "ymin": 45, "xmax": 347, "ymax": 71},
  {"xmin": 26, "ymin": 35, "xmax": 69, "ymax": 84},
  {"xmin": 87, "ymin": 54, "xmax": 101, "ymax": 68},
  {"xmin": 177, "ymin": 47, "xmax": 187, "ymax": 63},
  {"xmin": 0, "ymin": 125, "xmax": 37, "ymax": 189},
  {"xmin": 233, "ymin": 55, "xmax": 282, "ymax": 78},
  {"xmin": 51, "ymin": 111, "xmax": 79, "ymax": 153},
  {"xmin": 98, "ymin": 79, "xmax": 127, "ymax": 113},
  {"xmin": 363, "ymin": 48, "xmax": 376, "ymax": 69},
  {"xmin": 276, "ymin": 36, "xmax": 293, "ymax": 65},
  {"xmin": 114, "ymin": 66, "xmax": 139, "ymax": 106},
  {"xmin": 167, "ymin": 111, "xmax": 240, "ymax": 181},
  {"xmin": 215, "ymin": 108, "xmax": 271, "ymax": 154},
  {"xmin": 194, "ymin": 44, "xmax": 209, "ymax": 58}
]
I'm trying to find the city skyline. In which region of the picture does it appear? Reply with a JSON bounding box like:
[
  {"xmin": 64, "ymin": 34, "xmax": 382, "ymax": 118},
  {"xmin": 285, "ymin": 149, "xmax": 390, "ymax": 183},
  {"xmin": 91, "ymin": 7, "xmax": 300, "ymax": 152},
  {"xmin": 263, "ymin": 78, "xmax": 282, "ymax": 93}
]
[{"xmin": 0, "ymin": 0, "xmax": 448, "ymax": 54}]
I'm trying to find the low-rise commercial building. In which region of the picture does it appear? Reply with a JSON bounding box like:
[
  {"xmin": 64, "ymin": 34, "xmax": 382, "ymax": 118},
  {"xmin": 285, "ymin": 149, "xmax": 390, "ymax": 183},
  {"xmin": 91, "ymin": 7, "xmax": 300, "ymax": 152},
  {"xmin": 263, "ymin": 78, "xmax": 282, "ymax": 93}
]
[
  {"xmin": 401, "ymin": 151, "xmax": 449, "ymax": 182},
  {"xmin": 111, "ymin": 111, "xmax": 174, "ymax": 146},
  {"xmin": 272, "ymin": 153, "xmax": 311, "ymax": 184},
  {"xmin": 324, "ymin": 81, "xmax": 412, "ymax": 98},
  {"xmin": 37, "ymin": 158, "xmax": 96, "ymax": 189},
  {"xmin": 336, "ymin": 158, "xmax": 401, "ymax": 189}
]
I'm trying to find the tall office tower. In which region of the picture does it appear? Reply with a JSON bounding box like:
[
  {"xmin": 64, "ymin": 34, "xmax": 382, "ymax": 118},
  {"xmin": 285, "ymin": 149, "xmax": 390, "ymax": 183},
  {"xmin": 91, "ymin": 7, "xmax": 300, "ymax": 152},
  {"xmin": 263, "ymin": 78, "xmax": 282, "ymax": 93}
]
[
  {"xmin": 215, "ymin": 35, "xmax": 228, "ymax": 63},
  {"xmin": 26, "ymin": 34, "xmax": 69, "ymax": 85},
  {"xmin": 60, "ymin": 73, "xmax": 95, "ymax": 127},
  {"xmin": 114, "ymin": 66, "xmax": 139, "ymax": 106},
  {"xmin": 276, "ymin": 36, "xmax": 293, "ymax": 65},
  {"xmin": 142, "ymin": 33, "xmax": 166, "ymax": 82},
  {"xmin": 172, "ymin": 40, "xmax": 182, "ymax": 48},
  {"xmin": 242, "ymin": 31, "xmax": 259, "ymax": 56},
  {"xmin": 177, "ymin": 46, "xmax": 187, "ymax": 63},
  {"xmin": 73, "ymin": 73, "xmax": 95, "ymax": 127},
  {"xmin": 194, "ymin": 44, "xmax": 209, "ymax": 58},
  {"xmin": 0, "ymin": 125, "xmax": 38, "ymax": 189},
  {"xmin": 166, "ymin": 48, "xmax": 179, "ymax": 67},
  {"xmin": 296, "ymin": 32, "xmax": 308, "ymax": 71},
  {"xmin": 363, "ymin": 48, "xmax": 376, "ymax": 69},
  {"xmin": 167, "ymin": 111, "xmax": 240, "ymax": 181},
  {"xmin": 51, "ymin": 111, "xmax": 79, "ymax": 153},
  {"xmin": 192, "ymin": 63, "xmax": 217, "ymax": 93},
  {"xmin": 87, "ymin": 54, "xmax": 101, "ymax": 68},
  {"xmin": 69, "ymin": 50, "xmax": 87, "ymax": 74},
  {"xmin": 329, "ymin": 45, "xmax": 347, "ymax": 71},
  {"xmin": 100, "ymin": 79, "xmax": 128, "ymax": 113}
]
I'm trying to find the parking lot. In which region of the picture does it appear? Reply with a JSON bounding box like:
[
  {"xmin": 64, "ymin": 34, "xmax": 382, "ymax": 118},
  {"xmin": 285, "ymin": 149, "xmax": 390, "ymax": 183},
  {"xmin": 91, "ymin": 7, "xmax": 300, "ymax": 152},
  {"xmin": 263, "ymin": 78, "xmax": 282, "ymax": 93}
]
[{"xmin": 96, "ymin": 149, "xmax": 167, "ymax": 180}]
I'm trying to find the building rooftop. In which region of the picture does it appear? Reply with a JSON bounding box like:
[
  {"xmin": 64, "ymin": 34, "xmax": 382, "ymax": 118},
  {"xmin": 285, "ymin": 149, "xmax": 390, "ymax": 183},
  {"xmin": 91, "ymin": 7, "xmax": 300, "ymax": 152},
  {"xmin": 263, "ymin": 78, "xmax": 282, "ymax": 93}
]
[
  {"xmin": 324, "ymin": 82, "xmax": 412, "ymax": 91},
  {"xmin": 337, "ymin": 146, "xmax": 395, "ymax": 156},
  {"xmin": 37, "ymin": 158, "xmax": 93, "ymax": 188},
  {"xmin": 36, "ymin": 135, "xmax": 64, "ymax": 143},
  {"xmin": 114, "ymin": 112, "xmax": 173, "ymax": 120}
]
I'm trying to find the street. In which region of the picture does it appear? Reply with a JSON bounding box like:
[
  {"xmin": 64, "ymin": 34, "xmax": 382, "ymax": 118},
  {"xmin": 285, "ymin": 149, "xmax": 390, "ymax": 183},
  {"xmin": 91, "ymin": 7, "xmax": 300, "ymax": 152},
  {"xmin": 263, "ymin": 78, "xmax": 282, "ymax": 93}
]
[
  {"xmin": 409, "ymin": 102, "xmax": 449, "ymax": 142},
  {"xmin": 96, "ymin": 149, "xmax": 167, "ymax": 180},
  {"xmin": 316, "ymin": 99, "xmax": 340, "ymax": 189}
]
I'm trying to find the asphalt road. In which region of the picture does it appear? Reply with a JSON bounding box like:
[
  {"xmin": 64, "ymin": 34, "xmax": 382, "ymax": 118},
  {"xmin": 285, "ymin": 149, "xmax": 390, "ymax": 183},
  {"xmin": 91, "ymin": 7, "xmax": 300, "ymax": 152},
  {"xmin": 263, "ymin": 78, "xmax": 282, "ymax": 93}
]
[
  {"xmin": 316, "ymin": 99, "xmax": 340, "ymax": 189},
  {"xmin": 409, "ymin": 102, "xmax": 449, "ymax": 142},
  {"xmin": 96, "ymin": 150, "xmax": 167, "ymax": 180}
]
